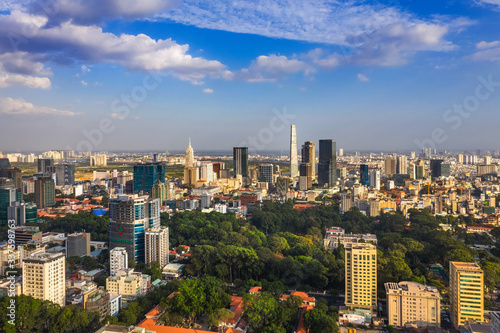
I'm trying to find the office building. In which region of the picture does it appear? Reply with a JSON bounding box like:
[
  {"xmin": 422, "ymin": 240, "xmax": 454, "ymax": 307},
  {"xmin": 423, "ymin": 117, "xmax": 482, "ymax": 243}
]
[
  {"xmin": 369, "ymin": 170, "xmax": 381, "ymax": 190},
  {"xmin": 106, "ymin": 269, "xmax": 149, "ymax": 300},
  {"xmin": 184, "ymin": 139, "xmax": 194, "ymax": 168},
  {"xmin": 151, "ymin": 180, "xmax": 169, "ymax": 204},
  {"xmin": 110, "ymin": 247, "xmax": 128, "ymax": 276},
  {"xmin": 47, "ymin": 164, "xmax": 75, "ymax": 186},
  {"xmin": 22, "ymin": 253, "xmax": 65, "ymax": 306},
  {"xmin": 318, "ymin": 139, "xmax": 337, "ymax": 188},
  {"xmin": 82, "ymin": 284, "xmax": 110, "ymax": 321},
  {"xmin": 450, "ymin": 262, "xmax": 484, "ymax": 328},
  {"xmin": 477, "ymin": 164, "xmax": 497, "ymax": 176},
  {"xmin": 299, "ymin": 164, "xmax": 313, "ymax": 190},
  {"xmin": 35, "ymin": 176, "xmax": 55, "ymax": 209},
  {"xmin": 385, "ymin": 281, "xmax": 441, "ymax": 328},
  {"xmin": 339, "ymin": 148, "xmax": 344, "ymax": 157},
  {"xmin": 184, "ymin": 167, "xmax": 199, "ymax": 185},
  {"xmin": 397, "ymin": 155, "xmax": 408, "ymax": 174},
  {"xmin": 345, "ymin": 243, "xmax": 377, "ymax": 315},
  {"xmin": 360, "ymin": 165, "xmax": 369, "ymax": 186},
  {"xmin": 109, "ymin": 195, "xmax": 161, "ymax": 262},
  {"xmin": 300, "ymin": 141, "xmax": 315, "ymax": 189},
  {"xmin": 66, "ymin": 232, "xmax": 91, "ymax": 257},
  {"xmin": 0, "ymin": 187, "xmax": 21, "ymax": 225},
  {"xmin": 385, "ymin": 156, "xmax": 397, "ymax": 177},
  {"xmin": 233, "ymin": 147, "xmax": 249, "ymax": 178},
  {"xmin": 145, "ymin": 227, "xmax": 169, "ymax": 267},
  {"xmin": 0, "ymin": 244, "xmax": 21, "ymax": 275},
  {"xmin": 90, "ymin": 154, "xmax": 107, "ymax": 166},
  {"xmin": 290, "ymin": 125, "xmax": 299, "ymax": 179},
  {"xmin": 133, "ymin": 163, "xmax": 166, "ymax": 194},
  {"xmin": 259, "ymin": 164, "xmax": 274, "ymax": 184},
  {"xmin": 1, "ymin": 167, "xmax": 22, "ymax": 189},
  {"xmin": 430, "ymin": 159, "xmax": 450, "ymax": 178}
]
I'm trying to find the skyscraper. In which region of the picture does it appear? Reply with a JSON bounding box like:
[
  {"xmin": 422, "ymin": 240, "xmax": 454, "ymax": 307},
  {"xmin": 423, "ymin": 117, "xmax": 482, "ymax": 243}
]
[
  {"xmin": 360, "ymin": 164, "xmax": 369, "ymax": 186},
  {"xmin": 35, "ymin": 176, "xmax": 55, "ymax": 209},
  {"xmin": 22, "ymin": 253, "xmax": 66, "ymax": 306},
  {"xmin": 301, "ymin": 141, "xmax": 315, "ymax": 178},
  {"xmin": 259, "ymin": 164, "xmax": 274, "ymax": 184},
  {"xmin": 290, "ymin": 125, "xmax": 298, "ymax": 179},
  {"xmin": 233, "ymin": 147, "xmax": 248, "ymax": 178},
  {"xmin": 318, "ymin": 139, "xmax": 337, "ymax": 188},
  {"xmin": 345, "ymin": 243, "xmax": 377, "ymax": 315},
  {"xmin": 47, "ymin": 163, "xmax": 75, "ymax": 186},
  {"xmin": 385, "ymin": 155, "xmax": 397, "ymax": 177},
  {"xmin": 397, "ymin": 155, "xmax": 408, "ymax": 174},
  {"xmin": 185, "ymin": 138, "xmax": 194, "ymax": 168},
  {"xmin": 145, "ymin": 227, "xmax": 169, "ymax": 268},
  {"xmin": 109, "ymin": 195, "xmax": 161, "ymax": 262},
  {"xmin": 449, "ymin": 262, "xmax": 483, "ymax": 328},
  {"xmin": 37, "ymin": 158, "xmax": 53, "ymax": 173},
  {"xmin": 369, "ymin": 170, "xmax": 381, "ymax": 190},
  {"xmin": 133, "ymin": 163, "xmax": 166, "ymax": 194}
]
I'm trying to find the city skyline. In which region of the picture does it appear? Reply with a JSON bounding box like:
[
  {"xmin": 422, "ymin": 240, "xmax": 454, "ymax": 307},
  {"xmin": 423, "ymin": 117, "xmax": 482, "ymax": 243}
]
[{"xmin": 0, "ymin": 1, "xmax": 499, "ymax": 151}]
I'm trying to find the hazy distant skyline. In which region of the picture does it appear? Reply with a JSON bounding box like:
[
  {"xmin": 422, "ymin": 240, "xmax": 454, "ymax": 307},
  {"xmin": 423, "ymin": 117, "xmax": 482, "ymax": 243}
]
[{"xmin": 0, "ymin": 0, "xmax": 500, "ymax": 152}]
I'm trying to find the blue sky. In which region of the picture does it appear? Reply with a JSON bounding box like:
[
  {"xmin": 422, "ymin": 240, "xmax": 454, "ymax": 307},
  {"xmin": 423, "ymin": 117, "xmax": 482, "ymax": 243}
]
[{"xmin": 0, "ymin": 0, "xmax": 499, "ymax": 153}]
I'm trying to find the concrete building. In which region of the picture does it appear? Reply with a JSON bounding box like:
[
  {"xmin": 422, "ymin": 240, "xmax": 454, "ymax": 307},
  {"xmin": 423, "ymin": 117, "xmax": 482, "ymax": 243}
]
[
  {"xmin": 491, "ymin": 311, "xmax": 500, "ymax": 333},
  {"xmin": 66, "ymin": 232, "xmax": 91, "ymax": 257},
  {"xmin": 47, "ymin": 163, "xmax": 75, "ymax": 186},
  {"xmin": 290, "ymin": 125, "xmax": 299, "ymax": 179},
  {"xmin": 450, "ymin": 261, "xmax": 484, "ymax": 328},
  {"xmin": 233, "ymin": 147, "xmax": 249, "ymax": 179},
  {"xmin": 35, "ymin": 176, "xmax": 55, "ymax": 209},
  {"xmin": 369, "ymin": 170, "xmax": 381, "ymax": 190},
  {"xmin": 324, "ymin": 227, "xmax": 377, "ymax": 250},
  {"xmin": 145, "ymin": 227, "xmax": 169, "ymax": 268},
  {"xmin": 90, "ymin": 154, "xmax": 107, "ymax": 166},
  {"xmin": 259, "ymin": 164, "xmax": 274, "ymax": 184},
  {"xmin": 318, "ymin": 139, "xmax": 337, "ymax": 188},
  {"xmin": 385, "ymin": 281, "xmax": 441, "ymax": 328},
  {"xmin": 22, "ymin": 253, "xmax": 65, "ymax": 306},
  {"xmin": 106, "ymin": 269, "xmax": 149, "ymax": 301},
  {"xmin": 110, "ymin": 247, "xmax": 128, "ymax": 276},
  {"xmin": 345, "ymin": 243, "xmax": 377, "ymax": 316},
  {"xmin": 109, "ymin": 195, "xmax": 161, "ymax": 262}
]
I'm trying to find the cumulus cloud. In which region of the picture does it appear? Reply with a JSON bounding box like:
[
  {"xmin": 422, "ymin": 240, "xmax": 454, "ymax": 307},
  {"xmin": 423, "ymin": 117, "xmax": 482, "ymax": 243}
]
[
  {"xmin": 203, "ymin": 88, "xmax": 213, "ymax": 93},
  {"xmin": 469, "ymin": 44, "xmax": 500, "ymax": 62},
  {"xmin": 0, "ymin": 52, "xmax": 51, "ymax": 88},
  {"xmin": 357, "ymin": 73, "xmax": 369, "ymax": 82},
  {"xmin": 237, "ymin": 55, "xmax": 313, "ymax": 82},
  {"xmin": 0, "ymin": 97, "xmax": 78, "ymax": 116},
  {"xmin": 29, "ymin": 0, "xmax": 180, "ymax": 25},
  {"xmin": 0, "ymin": 11, "xmax": 228, "ymax": 83},
  {"xmin": 476, "ymin": 40, "xmax": 500, "ymax": 49},
  {"xmin": 80, "ymin": 80, "xmax": 88, "ymax": 86}
]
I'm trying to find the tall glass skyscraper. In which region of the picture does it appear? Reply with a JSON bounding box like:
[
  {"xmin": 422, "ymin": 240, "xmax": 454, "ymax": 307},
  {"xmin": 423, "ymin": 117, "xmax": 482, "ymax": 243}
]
[
  {"xmin": 233, "ymin": 147, "xmax": 249, "ymax": 178},
  {"xmin": 360, "ymin": 164, "xmax": 369, "ymax": 186},
  {"xmin": 318, "ymin": 139, "xmax": 337, "ymax": 188},
  {"xmin": 109, "ymin": 195, "xmax": 161, "ymax": 262},
  {"xmin": 133, "ymin": 163, "xmax": 166, "ymax": 194}
]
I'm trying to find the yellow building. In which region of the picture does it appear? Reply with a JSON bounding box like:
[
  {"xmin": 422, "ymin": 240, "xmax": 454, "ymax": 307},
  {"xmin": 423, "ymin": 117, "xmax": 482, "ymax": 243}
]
[
  {"xmin": 385, "ymin": 281, "xmax": 441, "ymax": 328},
  {"xmin": 450, "ymin": 262, "xmax": 484, "ymax": 328},
  {"xmin": 22, "ymin": 253, "xmax": 65, "ymax": 306},
  {"xmin": 345, "ymin": 243, "xmax": 377, "ymax": 315},
  {"xmin": 151, "ymin": 180, "xmax": 168, "ymax": 204}
]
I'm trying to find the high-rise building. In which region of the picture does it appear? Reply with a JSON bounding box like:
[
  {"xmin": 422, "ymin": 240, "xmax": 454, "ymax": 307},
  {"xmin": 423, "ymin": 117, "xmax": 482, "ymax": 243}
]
[
  {"xmin": 233, "ymin": 147, "xmax": 249, "ymax": 178},
  {"xmin": 109, "ymin": 195, "xmax": 161, "ymax": 262},
  {"xmin": 37, "ymin": 158, "xmax": 53, "ymax": 173},
  {"xmin": 385, "ymin": 156, "xmax": 397, "ymax": 177},
  {"xmin": 184, "ymin": 167, "xmax": 199, "ymax": 186},
  {"xmin": 345, "ymin": 243, "xmax": 377, "ymax": 315},
  {"xmin": 259, "ymin": 164, "xmax": 274, "ymax": 184},
  {"xmin": 109, "ymin": 247, "xmax": 128, "ymax": 276},
  {"xmin": 151, "ymin": 180, "xmax": 168, "ymax": 204},
  {"xmin": 458, "ymin": 154, "xmax": 464, "ymax": 164},
  {"xmin": 290, "ymin": 125, "xmax": 299, "ymax": 179},
  {"xmin": 106, "ymin": 269, "xmax": 147, "ymax": 299},
  {"xmin": 360, "ymin": 165, "xmax": 369, "ymax": 186},
  {"xmin": 450, "ymin": 262, "xmax": 484, "ymax": 328},
  {"xmin": 0, "ymin": 187, "xmax": 21, "ymax": 225},
  {"xmin": 299, "ymin": 164, "xmax": 313, "ymax": 190},
  {"xmin": 91, "ymin": 154, "xmax": 107, "ymax": 166},
  {"xmin": 300, "ymin": 141, "xmax": 315, "ymax": 187},
  {"xmin": 318, "ymin": 140, "xmax": 337, "ymax": 188},
  {"xmin": 133, "ymin": 163, "xmax": 166, "ymax": 194},
  {"xmin": 1, "ymin": 167, "xmax": 22, "ymax": 189},
  {"xmin": 66, "ymin": 232, "xmax": 91, "ymax": 257},
  {"xmin": 385, "ymin": 281, "xmax": 441, "ymax": 328},
  {"xmin": 185, "ymin": 139, "xmax": 194, "ymax": 168},
  {"xmin": 35, "ymin": 176, "xmax": 55, "ymax": 209},
  {"xmin": 22, "ymin": 253, "xmax": 66, "ymax": 306},
  {"xmin": 430, "ymin": 159, "xmax": 447, "ymax": 178},
  {"xmin": 397, "ymin": 155, "xmax": 408, "ymax": 174},
  {"xmin": 145, "ymin": 227, "xmax": 169, "ymax": 268},
  {"xmin": 200, "ymin": 162, "xmax": 214, "ymax": 183},
  {"xmin": 369, "ymin": 170, "xmax": 381, "ymax": 190},
  {"xmin": 47, "ymin": 164, "xmax": 75, "ymax": 186},
  {"xmin": 82, "ymin": 284, "xmax": 110, "ymax": 321},
  {"xmin": 339, "ymin": 148, "xmax": 344, "ymax": 157}
]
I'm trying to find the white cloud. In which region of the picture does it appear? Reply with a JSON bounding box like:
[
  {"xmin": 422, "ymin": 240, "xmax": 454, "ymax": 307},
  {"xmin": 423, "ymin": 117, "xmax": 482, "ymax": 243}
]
[
  {"xmin": 469, "ymin": 46, "xmax": 500, "ymax": 62},
  {"xmin": 81, "ymin": 65, "xmax": 91, "ymax": 73},
  {"xmin": 476, "ymin": 0, "xmax": 500, "ymax": 9},
  {"xmin": 476, "ymin": 40, "xmax": 500, "ymax": 49},
  {"xmin": 237, "ymin": 54, "xmax": 313, "ymax": 82},
  {"xmin": 0, "ymin": 11, "xmax": 228, "ymax": 83},
  {"xmin": 357, "ymin": 73, "xmax": 369, "ymax": 82},
  {"xmin": 0, "ymin": 51, "xmax": 52, "ymax": 89},
  {"xmin": 0, "ymin": 72, "xmax": 50, "ymax": 89},
  {"xmin": 0, "ymin": 97, "xmax": 78, "ymax": 116},
  {"xmin": 203, "ymin": 88, "xmax": 213, "ymax": 93},
  {"xmin": 80, "ymin": 80, "xmax": 88, "ymax": 86},
  {"xmin": 29, "ymin": 0, "xmax": 180, "ymax": 25}
]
